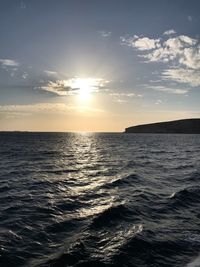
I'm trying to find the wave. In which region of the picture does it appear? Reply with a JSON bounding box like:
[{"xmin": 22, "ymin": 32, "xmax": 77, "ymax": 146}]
[
  {"xmin": 188, "ymin": 171, "xmax": 200, "ymax": 182},
  {"xmin": 91, "ymin": 203, "xmax": 133, "ymax": 228},
  {"xmin": 45, "ymin": 219, "xmax": 78, "ymax": 234},
  {"xmin": 103, "ymin": 173, "xmax": 141, "ymax": 189},
  {"xmin": 169, "ymin": 186, "xmax": 200, "ymax": 206},
  {"xmin": 39, "ymin": 238, "xmax": 88, "ymax": 267},
  {"xmin": 112, "ymin": 233, "xmax": 190, "ymax": 267},
  {"xmin": 174, "ymin": 164, "xmax": 195, "ymax": 170},
  {"xmin": 0, "ymin": 184, "xmax": 10, "ymax": 193},
  {"xmin": 184, "ymin": 234, "xmax": 200, "ymax": 244},
  {"xmin": 40, "ymin": 224, "xmax": 144, "ymax": 267},
  {"xmin": 187, "ymin": 254, "xmax": 200, "ymax": 267}
]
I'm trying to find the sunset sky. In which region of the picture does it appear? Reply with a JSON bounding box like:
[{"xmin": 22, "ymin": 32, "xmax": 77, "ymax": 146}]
[{"xmin": 0, "ymin": 0, "xmax": 200, "ymax": 132}]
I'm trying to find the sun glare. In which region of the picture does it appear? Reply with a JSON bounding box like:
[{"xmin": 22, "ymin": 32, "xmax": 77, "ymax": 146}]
[
  {"xmin": 75, "ymin": 78, "xmax": 93, "ymax": 101},
  {"xmin": 64, "ymin": 77, "xmax": 104, "ymax": 101}
]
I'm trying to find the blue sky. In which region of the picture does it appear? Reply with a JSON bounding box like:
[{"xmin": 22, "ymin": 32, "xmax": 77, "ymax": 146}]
[{"xmin": 0, "ymin": 0, "xmax": 200, "ymax": 131}]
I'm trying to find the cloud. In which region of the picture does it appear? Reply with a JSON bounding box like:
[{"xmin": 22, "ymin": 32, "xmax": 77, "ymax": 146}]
[
  {"xmin": 39, "ymin": 77, "xmax": 109, "ymax": 96},
  {"xmin": 109, "ymin": 93, "xmax": 135, "ymax": 97},
  {"xmin": 148, "ymin": 85, "xmax": 188, "ymax": 94},
  {"xmin": 114, "ymin": 99, "xmax": 128, "ymax": 103},
  {"xmin": 39, "ymin": 80, "xmax": 79, "ymax": 96},
  {"xmin": 0, "ymin": 103, "xmax": 68, "ymax": 119},
  {"xmin": 109, "ymin": 92, "xmax": 143, "ymax": 104},
  {"xmin": 155, "ymin": 99, "xmax": 163, "ymax": 105},
  {"xmin": 162, "ymin": 68, "xmax": 200, "ymax": 87},
  {"xmin": 122, "ymin": 34, "xmax": 198, "ymax": 68},
  {"xmin": 0, "ymin": 103, "xmax": 104, "ymax": 116},
  {"xmin": 188, "ymin": 15, "xmax": 192, "ymax": 22},
  {"xmin": 121, "ymin": 32, "xmax": 200, "ymax": 88},
  {"xmin": 165, "ymin": 35, "xmax": 196, "ymax": 48},
  {"xmin": 44, "ymin": 70, "xmax": 57, "ymax": 76},
  {"xmin": 0, "ymin": 59, "xmax": 19, "ymax": 77},
  {"xmin": 134, "ymin": 37, "xmax": 161, "ymax": 50},
  {"xmin": 0, "ymin": 59, "xmax": 19, "ymax": 67},
  {"xmin": 109, "ymin": 92, "xmax": 143, "ymax": 98},
  {"xmin": 121, "ymin": 35, "xmax": 160, "ymax": 50},
  {"xmin": 99, "ymin": 31, "xmax": 111, "ymax": 37},
  {"xmin": 22, "ymin": 72, "xmax": 28, "ymax": 79},
  {"xmin": 144, "ymin": 35, "xmax": 198, "ymax": 68},
  {"xmin": 163, "ymin": 29, "xmax": 176, "ymax": 36}
]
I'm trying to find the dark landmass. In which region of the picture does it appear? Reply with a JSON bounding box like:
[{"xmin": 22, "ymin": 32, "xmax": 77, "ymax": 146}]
[{"xmin": 125, "ymin": 119, "xmax": 200, "ymax": 134}]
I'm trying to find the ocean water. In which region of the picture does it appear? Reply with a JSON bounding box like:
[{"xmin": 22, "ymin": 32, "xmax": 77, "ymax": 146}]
[{"xmin": 0, "ymin": 132, "xmax": 200, "ymax": 267}]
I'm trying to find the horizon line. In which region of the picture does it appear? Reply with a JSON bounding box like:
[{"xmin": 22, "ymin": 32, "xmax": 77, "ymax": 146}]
[{"xmin": 0, "ymin": 130, "xmax": 123, "ymax": 133}]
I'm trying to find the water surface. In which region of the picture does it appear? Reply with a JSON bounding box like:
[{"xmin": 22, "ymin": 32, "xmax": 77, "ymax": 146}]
[{"xmin": 0, "ymin": 132, "xmax": 200, "ymax": 267}]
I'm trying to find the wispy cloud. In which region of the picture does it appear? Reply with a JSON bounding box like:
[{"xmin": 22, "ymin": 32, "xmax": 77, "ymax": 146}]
[
  {"xmin": 44, "ymin": 70, "xmax": 57, "ymax": 76},
  {"xmin": 110, "ymin": 92, "xmax": 143, "ymax": 98},
  {"xmin": 148, "ymin": 85, "xmax": 188, "ymax": 94},
  {"xmin": 109, "ymin": 93, "xmax": 136, "ymax": 97},
  {"xmin": 99, "ymin": 30, "xmax": 112, "ymax": 37},
  {"xmin": 109, "ymin": 92, "xmax": 143, "ymax": 104},
  {"xmin": 162, "ymin": 68, "xmax": 200, "ymax": 87},
  {"xmin": 0, "ymin": 103, "xmax": 65, "ymax": 113},
  {"xmin": 38, "ymin": 77, "xmax": 109, "ymax": 96},
  {"xmin": 39, "ymin": 80, "xmax": 79, "ymax": 96},
  {"xmin": 0, "ymin": 59, "xmax": 19, "ymax": 67},
  {"xmin": 0, "ymin": 103, "xmax": 105, "ymax": 117},
  {"xmin": 163, "ymin": 29, "xmax": 176, "ymax": 36},
  {"xmin": 155, "ymin": 99, "xmax": 163, "ymax": 105},
  {"xmin": 114, "ymin": 99, "xmax": 128, "ymax": 104}
]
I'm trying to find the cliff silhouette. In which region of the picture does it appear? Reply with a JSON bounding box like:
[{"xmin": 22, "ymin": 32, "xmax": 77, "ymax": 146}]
[{"xmin": 125, "ymin": 119, "xmax": 200, "ymax": 134}]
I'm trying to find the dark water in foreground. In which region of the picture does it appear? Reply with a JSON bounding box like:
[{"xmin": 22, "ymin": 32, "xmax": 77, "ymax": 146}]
[{"xmin": 1, "ymin": 132, "xmax": 200, "ymax": 267}]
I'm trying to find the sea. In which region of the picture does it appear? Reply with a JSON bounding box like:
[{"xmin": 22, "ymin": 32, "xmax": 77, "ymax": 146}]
[{"xmin": 0, "ymin": 132, "xmax": 200, "ymax": 267}]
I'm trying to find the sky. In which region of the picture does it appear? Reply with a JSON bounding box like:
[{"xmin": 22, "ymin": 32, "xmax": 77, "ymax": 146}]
[{"xmin": 0, "ymin": 0, "xmax": 200, "ymax": 132}]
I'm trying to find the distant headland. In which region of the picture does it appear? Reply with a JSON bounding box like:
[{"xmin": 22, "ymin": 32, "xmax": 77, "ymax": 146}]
[{"xmin": 125, "ymin": 119, "xmax": 200, "ymax": 134}]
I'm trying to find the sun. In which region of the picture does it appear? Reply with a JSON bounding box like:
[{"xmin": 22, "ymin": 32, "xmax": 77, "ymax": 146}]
[
  {"xmin": 68, "ymin": 77, "xmax": 104, "ymax": 101},
  {"xmin": 63, "ymin": 77, "xmax": 105, "ymax": 101},
  {"xmin": 75, "ymin": 78, "xmax": 93, "ymax": 101}
]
